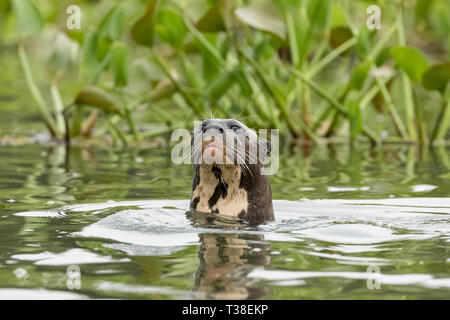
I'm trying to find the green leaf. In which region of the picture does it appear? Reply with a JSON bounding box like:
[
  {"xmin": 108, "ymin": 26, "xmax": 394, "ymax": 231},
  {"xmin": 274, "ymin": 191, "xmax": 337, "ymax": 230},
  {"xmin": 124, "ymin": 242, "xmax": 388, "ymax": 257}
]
[
  {"xmin": 80, "ymin": 30, "xmax": 99, "ymax": 77},
  {"xmin": 347, "ymin": 91, "xmax": 363, "ymax": 139},
  {"xmin": 422, "ymin": 62, "xmax": 450, "ymax": 93},
  {"xmin": 110, "ymin": 42, "xmax": 128, "ymax": 87},
  {"xmin": 98, "ymin": 6, "xmax": 124, "ymax": 41},
  {"xmin": 355, "ymin": 26, "xmax": 373, "ymax": 58},
  {"xmin": 197, "ymin": 0, "xmax": 232, "ymax": 33},
  {"xmin": 131, "ymin": 0, "xmax": 159, "ymax": 47},
  {"xmin": 329, "ymin": 26, "xmax": 353, "ymax": 49},
  {"xmin": 204, "ymin": 68, "xmax": 236, "ymax": 100},
  {"xmin": 307, "ymin": 0, "xmax": 330, "ymax": 33},
  {"xmin": 234, "ymin": 4, "xmax": 286, "ymax": 41},
  {"xmin": 155, "ymin": 8, "xmax": 187, "ymax": 48},
  {"xmin": 75, "ymin": 86, "xmax": 122, "ymax": 115},
  {"xmin": 48, "ymin": 32, "xmax": 79, "ymax": 80},
  {"xmin": 11, "ymin": 0, "xmax": 44, "ymax": 38},
  {"xmin": 415, "ymin": 0, "xmax": 434, "ymax": 22},
  {"xmin": 150, "ymin": 78, "xmax": 176, "ymax": 102},
  {"xmin": 350, "ymin": 60, "xmax": 372, "ymax": 91},
  {"xmin": 390, "ymin": 46, "xmax": 429, "ymax": 82}
]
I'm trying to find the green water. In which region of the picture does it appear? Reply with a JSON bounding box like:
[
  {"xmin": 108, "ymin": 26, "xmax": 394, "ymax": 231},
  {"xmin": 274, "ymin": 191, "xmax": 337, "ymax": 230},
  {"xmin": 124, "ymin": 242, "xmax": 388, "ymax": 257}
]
[{"xmin": 0, "ymin": 143, "xmax": 449, "ymax": 299}]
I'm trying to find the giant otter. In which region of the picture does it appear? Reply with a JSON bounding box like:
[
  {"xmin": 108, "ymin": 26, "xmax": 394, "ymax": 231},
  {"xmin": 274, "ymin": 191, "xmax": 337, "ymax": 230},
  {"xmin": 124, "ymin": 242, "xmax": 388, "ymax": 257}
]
[{"xmin": 189, "ymin": 119, "xmax": 274, "ymax": 225}]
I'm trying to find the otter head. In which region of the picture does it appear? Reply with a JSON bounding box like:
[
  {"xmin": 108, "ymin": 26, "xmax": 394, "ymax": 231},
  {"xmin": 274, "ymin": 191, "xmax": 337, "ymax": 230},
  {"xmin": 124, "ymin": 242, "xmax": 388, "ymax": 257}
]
[{"xmin": 189, "ymin": 119, "xmax": 274, "ymax": 225}]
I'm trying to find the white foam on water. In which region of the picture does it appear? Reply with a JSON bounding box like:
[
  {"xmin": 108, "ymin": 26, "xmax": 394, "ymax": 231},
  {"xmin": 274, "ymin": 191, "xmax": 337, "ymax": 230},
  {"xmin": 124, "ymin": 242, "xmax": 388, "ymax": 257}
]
[
  {"xmin": 410, "ymin": 184, "xmax": 438, "ymax": 192},
  {"xmin": 12, "ymin": 248, "xmax": 129, "ymax": 266},
  {"xmin": 94, "ymin": 281, "xmax": 187, "ymax": 298},
  {"xmin": 247, "ymin": 268, "xmax": 450, "ymax": 288},
  {"xmin": 14, "ymin": 210, "xmax": 66, "ymax": 218},
  {"xmin": 0, "ymin": 288, "xmax": 87, "ymax": 300},
  {"xmin": 291, "ymin": 224, "xmax": 432, "ymax": 244}
]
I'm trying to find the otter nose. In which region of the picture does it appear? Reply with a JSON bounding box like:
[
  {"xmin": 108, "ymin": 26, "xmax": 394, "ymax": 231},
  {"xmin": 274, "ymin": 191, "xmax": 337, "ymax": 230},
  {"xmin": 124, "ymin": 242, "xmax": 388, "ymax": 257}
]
[{"xmin": 203, "ymin": 123, "xmax": 224, "ymax": 135}]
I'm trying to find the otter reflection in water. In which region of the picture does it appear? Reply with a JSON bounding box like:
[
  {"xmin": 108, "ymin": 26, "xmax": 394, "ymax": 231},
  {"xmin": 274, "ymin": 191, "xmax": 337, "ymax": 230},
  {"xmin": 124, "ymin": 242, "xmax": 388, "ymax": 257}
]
[{"xmin": 187, "ymin": 212, "xmax": 271, "ymax": 299}]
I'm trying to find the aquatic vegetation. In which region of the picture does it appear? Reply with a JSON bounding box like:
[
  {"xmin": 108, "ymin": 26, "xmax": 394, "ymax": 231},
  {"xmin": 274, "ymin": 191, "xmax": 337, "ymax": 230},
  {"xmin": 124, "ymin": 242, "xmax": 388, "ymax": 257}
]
[{"xmin": 4, "ymin": 0, "xmax": 450, "ymax": 145}]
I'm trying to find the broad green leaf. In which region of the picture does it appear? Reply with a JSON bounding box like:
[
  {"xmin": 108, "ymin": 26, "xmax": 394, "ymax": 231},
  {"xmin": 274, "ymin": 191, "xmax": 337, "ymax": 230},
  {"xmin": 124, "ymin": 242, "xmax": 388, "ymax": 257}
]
[
  {"xmin": 355, "ymin": 26, "xmax": 373, "ymax": 58},
  {"xmin": 329, "ymin": 26, "xmax": 353, "ymax": 49},
  {"xmin": 205, "ymin": 69, "xmax": 236, "ymax": 100},
  {"xmin": 197, "ymin": 0, "xmax": 232, "ymax": 33},
  {"xmin": 98, "ymin": 6, "xmax": 124, "ymax": 41},
  {"xmin": 350, "ymin": 60, "xmax": 372, "ymax": 91},
  {"xmin": 75, "ymin": 86, "xmax": 122, "ymax": 115},
  {"xmin": 422, "ymin": 62, "xmax": 450, "ymax": 93},
  {"xmin": 234, "ymin": 5, "xmax": 286, "ymax": 41},
  {"xmin": 150, "ymin": 78, "xmax": 176, "ymax": 102},
  {"xmin": 375, "ymin": 46, "xmax": 391, "ymax": 66},
  {"xmin": 156, "ymin": 8, "xmax": 187, "ymax": 48},
  {"xmin": 307, "ymin": 0, "xmax": 330, "ymax": 33},
  {"xmin": 131, "ymin": 0, "xmax": 159, "ymax": 47},
  {"xmin": 390, "ymin": 46, "xmax": 429, "ymax": 82},
  {"xmin": 110, "ymin": 42, "xmax": 128, "ymax": 87},
  {"xmin": 415, "ymin": 0, "xmax": 434, "ymax": 22},
  {"xmin": 80, "ymin": 29, "xmax": 99, "ymax": 77},
  {"xmin": 48, "ymin": 32, "xmax": 79, "ymax": 80},
  {"xmin": 11, "ymin": 0, "xmax": 44, "ymax": 38},
  {"xmin": 198, "ymin": 33, "xmax": 221, "ymax": 79}
]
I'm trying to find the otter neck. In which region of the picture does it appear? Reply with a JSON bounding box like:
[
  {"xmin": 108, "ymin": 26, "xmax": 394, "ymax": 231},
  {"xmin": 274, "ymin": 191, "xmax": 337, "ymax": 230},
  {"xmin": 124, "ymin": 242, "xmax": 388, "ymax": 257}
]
[{"xmin": 191, "ymin": 164, "xmax": 249, "ymax": 217}]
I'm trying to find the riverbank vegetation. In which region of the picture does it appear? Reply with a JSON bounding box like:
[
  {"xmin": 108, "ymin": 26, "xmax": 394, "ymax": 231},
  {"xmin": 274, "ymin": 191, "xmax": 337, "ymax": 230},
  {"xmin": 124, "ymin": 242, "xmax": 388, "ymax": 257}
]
[{"xmin": 1, "ymin": 0, "xmax": 449, "ymax": 146}]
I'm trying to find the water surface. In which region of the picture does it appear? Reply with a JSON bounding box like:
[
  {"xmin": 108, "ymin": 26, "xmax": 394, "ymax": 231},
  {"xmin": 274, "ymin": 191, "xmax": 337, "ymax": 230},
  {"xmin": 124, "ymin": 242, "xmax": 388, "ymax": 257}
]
[{"xmin": 0, "ymin": 144, "xmax": 449, "ymax": 299}]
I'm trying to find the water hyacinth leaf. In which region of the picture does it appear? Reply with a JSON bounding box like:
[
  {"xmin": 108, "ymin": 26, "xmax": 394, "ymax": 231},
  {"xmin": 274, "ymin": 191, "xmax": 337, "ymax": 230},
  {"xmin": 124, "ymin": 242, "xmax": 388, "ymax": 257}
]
[
  {"xmin": 197, "ymin": 0, "xmax": 232, "ymax": 32},
  {"xmin": 131, "ymin": 0, "xmax": 159, "ymax": 47},
  {"xmin": 156, "ymin": 8, "xmax": 187, "ymax": 48},
  {"xmin": 307, "ymin": 0, "xmax": 330, "ymax": 33},
  {"xmin": 81, "ymin": 30, "xmax": 99, "ymax": 77},
  {"xmin": 390, "ymin": 46, "xmax": 429, "ymax": 82},
  {"xmin": 48, "ymin": 32, "xmax": 79, "ymax": 80},
  {"xmin": 329, "ymin": 26, "xmax": 353, "ymax": 49},
  {"xmin": 110, "ymin": 42, "xmax": 128, "ymax": 87},
  {"xmin": 350, "ymin": 60, "xmax": 372, "ymax": 91},
  {"xmin": 197, "ymin": 7, "xmax": 225, "ymax": 33},
  {"xmin": 355, "ymin": 27, "xmax": 373, "ymax": 58},
  {"xmin": 150, "ymin": 78, "xmax": 176, "ymax": 102},
  {"xmin": 415, "ymin": 0, "xmax": 434, "ymax": 22},
  {"xmin": 204, "ymin": 68, "xmax": 235, "ymax": 100},
  {"xmin": 198, "ymin": 33, "xmax": 221, "ymax": 79},
  {"xmin": 11, "ymin": 0, "xmax": 44, "ymax": 38},
  {"xmin": 75, "ymin": 86, "xmax": 122, "ymax": 115},
  {"xmin": 234, "ymin": 5, "xmax": 286, "ymax": 41},
  {"xmin": 375, "ymin": 46, "xmax": 391, "ymax": 66},
  {"xmin": 348, "ymin": 91, "xmax": 363, "ymax": 139},
  {"xmin": 422, "ymin": 62, "xmax": 450, "ymax": 93},
  {"xmin": 66, "ymin": 29, "xmax": 84, "ymax": 45},
  {"xmin": 98, "ymin": 6, "xmax": 125, "ymax": 41}
]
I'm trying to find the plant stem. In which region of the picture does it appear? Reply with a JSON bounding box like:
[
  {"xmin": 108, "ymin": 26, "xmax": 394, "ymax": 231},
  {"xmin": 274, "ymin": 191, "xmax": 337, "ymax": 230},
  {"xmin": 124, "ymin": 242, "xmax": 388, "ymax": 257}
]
[
  {"xmin": 50, "ymin": 82, "xmax": 66, "ymax": 139},
  {"xmin": 238, "ymin": 48, "xmax": 313, "ymax": 140},
  {"xmin": 152, "ymin": 48, "xmax": 203, "ymax": 116},
  {"xmin": 397, "ymin": 5, "xmax": 417, "ymax": 141},
  {"xmin": 18, "ymin": 40, "xmax": 57, "ymax": 137},
  {"xmin": 432, "ymin": 95, "xmax": 450, "ymax": 142},
  {"xmin": 106, "ymin": 116, "xmax": 127, "ymax": 146},
  {"xmin": 287, "ymin": 67, "xmax": 379, "ymax": 144},
  {"xmin": 375, "ymin": 77, "xmax": 408, "ymax": 139},
  {"xmin": 307, "ymin": 37, "xmax": 357, "ymax": 78}
]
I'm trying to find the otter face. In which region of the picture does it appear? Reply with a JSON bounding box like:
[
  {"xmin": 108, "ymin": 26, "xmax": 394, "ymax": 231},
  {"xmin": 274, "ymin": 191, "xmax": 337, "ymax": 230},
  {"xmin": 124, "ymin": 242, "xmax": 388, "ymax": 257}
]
[
  {"xmin": 192, "ymin": 119, "xmax": 271, "ymax": 167},
  {"xmin": 190, "ymin": 119, "xmax": 275, "ymax": 225}
]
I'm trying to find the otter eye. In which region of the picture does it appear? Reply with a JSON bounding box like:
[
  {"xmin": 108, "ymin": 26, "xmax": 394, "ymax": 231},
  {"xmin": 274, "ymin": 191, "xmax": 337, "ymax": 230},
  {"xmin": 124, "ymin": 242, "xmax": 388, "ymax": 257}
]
[{"xmin": 230, "ymin": 124, "xmax": 240, "ymax": 131}]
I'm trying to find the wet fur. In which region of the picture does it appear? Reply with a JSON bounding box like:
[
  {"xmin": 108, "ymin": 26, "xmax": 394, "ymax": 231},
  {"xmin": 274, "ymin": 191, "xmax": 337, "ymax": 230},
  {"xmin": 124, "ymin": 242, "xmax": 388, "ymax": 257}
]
[{"xmin": 189, "ymin": 119, "xmax": 274, "ymax": 225}]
